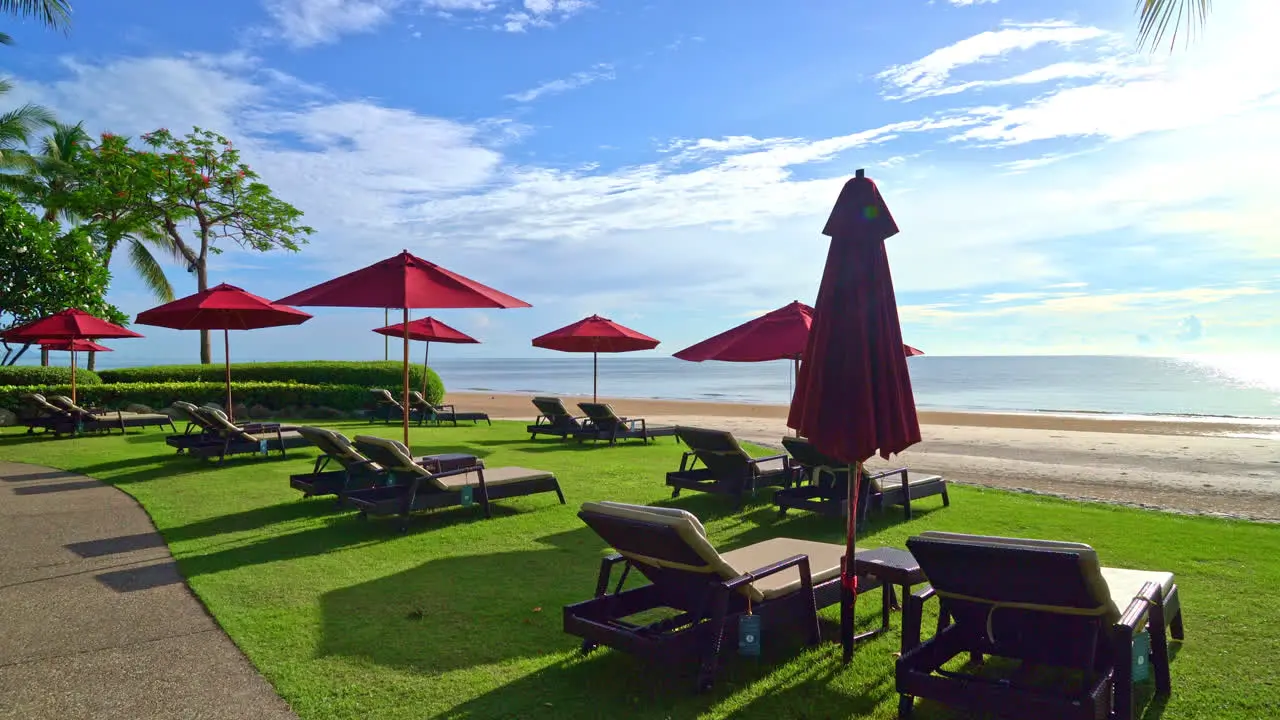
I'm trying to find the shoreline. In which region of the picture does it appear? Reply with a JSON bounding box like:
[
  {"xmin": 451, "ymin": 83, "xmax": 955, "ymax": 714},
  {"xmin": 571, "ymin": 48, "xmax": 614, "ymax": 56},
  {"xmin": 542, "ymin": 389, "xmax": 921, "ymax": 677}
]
[{"xmin": 449, "ymin": 391, "xmax": 1280, "ymax": 522}]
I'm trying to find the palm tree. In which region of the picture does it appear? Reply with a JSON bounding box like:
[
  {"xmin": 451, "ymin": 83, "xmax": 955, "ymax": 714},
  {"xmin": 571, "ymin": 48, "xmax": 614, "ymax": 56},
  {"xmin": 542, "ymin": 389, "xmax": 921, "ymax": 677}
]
[
  {"xmin": 1138, "ymin": 0, "xmax": 1212, "ymax": 52},
  {"xmin": 0, "ymin": 80, "xmax": 54, "ymax": 165},
  {"xmin": 0, "ymin": 0, "xmax": 71, "ymax": 31}
]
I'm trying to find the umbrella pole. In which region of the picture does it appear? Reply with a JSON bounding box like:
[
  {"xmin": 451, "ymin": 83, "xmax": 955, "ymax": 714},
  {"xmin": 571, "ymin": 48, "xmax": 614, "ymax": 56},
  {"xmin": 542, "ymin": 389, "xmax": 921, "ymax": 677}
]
[
  {"xmin": 841, "ymin": 461, "xmax": 862, "ymax": 663},
  {"xmin": 792, "ymin": 356, "xmax": 800, "ymax": 437},
  {"xmin": 71, "ymin": 349, "xmax": 77, "ymax": 404},
  {"xmin": 422, "ymin": 341, "xmax": 430, "ymax": 398},
  {"xmin": 384, "ymin": 309, "xmax": 389, "ymax": 361},
  {"xmin": 224, "ymin": 328, "xmax": 233, "ymax": 422},
  {"xmin": 593, "ymin": 350, "xmax": 598, "ymax": 404},
  {"xmin": 402, "ymin": 308, "xmax": 410, "ymax": 448}
]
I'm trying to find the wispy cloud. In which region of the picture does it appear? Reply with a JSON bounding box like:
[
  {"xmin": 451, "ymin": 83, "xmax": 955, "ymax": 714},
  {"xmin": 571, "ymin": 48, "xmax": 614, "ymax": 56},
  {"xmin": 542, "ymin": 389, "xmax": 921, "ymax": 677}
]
[
  {"xmin": 500, "ymin": 0, "xmax": 592, "ymax": 33},
  {"xmin": 505, "ymin": 63, "xmax": 614, "ymax": 102},
  {"xmin": 264, "ymin": 0, "xmax": 400, "ymax": 48},
  {"xmin": 877, "ymin": 21, "xmax": 1113, "ymax": 100},
  {"xmin": 946, "ymin": 0, "xmax": 998, "ymax": 5}
]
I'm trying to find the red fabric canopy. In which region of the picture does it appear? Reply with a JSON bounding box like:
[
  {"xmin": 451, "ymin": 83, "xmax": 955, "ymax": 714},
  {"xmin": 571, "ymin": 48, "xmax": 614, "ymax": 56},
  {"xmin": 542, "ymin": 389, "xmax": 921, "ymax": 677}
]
[
  {"xmin": 904, "ymin": 344, "xmax": 924, "ymax": 357},
  {"xmin": 673, "ymin": 301, "xmax": 812, "ymax": 362},
  {"xmin": 788, "ymin": 172, "xmax": 921, "ymax": 463},
  {"xmin": 532, "ymin": 315, "xmax": 659, "ymax": 353},
  {"xmin": 135, "ymin": 283, "xmax": 312, "ymax": 331},
  {"xmin": 372, "ymin": 316, "xmax": 478, "ymax": 344},
  {"xmin": 3, "ymin": 308, "xmax": 143, "ymax": 341},
  {"xmin": 275, "ymin": 250, "xmax": 531, "ymax": 310},
  {"xmin": 39, "ymin": 339, "xmax": 112, "ymax": 352}
]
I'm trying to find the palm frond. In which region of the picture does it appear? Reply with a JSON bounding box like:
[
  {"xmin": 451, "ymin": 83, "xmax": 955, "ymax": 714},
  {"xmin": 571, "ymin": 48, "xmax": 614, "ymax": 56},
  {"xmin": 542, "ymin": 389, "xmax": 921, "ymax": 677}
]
[
  {"xmin": 0, "ymin": 0, "xmax": 72, "ymax": 31},
  {"xmin": 134, "ymin": 224, "xmax": 187, "ymax": 265},
  {"xmin": 0, "ymin": 103, "xmax": 56, "ymax": 149},
  {"xmin": 1137, "ymin": 0, "xmax": 1212, "ymax": 52},
  {"xmin": 0, "ymin": 31, "xmax": 13, "ymax": 45},
  {"xmin": 127, "ymin": 238, "xmax": 176, "ymax": 302}
]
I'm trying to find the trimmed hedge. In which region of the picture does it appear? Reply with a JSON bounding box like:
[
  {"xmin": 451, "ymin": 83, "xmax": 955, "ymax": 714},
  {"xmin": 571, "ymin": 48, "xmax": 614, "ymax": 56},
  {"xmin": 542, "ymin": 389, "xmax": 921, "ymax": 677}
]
[
  {"xmin": 0, "ymin": 365, "xmax": 103, "ymax": 387},
  {"xmin": 98, "ymin": 360, "xmax": 442, "ymax": 401},
  {"xmin": 0, "ymin": 381, "xmax": 373, "ymax": 415}
]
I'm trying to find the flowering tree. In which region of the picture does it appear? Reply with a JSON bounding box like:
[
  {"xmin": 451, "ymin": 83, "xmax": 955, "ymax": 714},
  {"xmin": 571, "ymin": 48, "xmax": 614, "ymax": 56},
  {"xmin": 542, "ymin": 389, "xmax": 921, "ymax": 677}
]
[
  {"xmin": 70, "ymin": 127, "xmax": 312, "ymax": 364},
  {"xmin": 0, "ymin": 192, "xmax": 123, "ymax": 365}
]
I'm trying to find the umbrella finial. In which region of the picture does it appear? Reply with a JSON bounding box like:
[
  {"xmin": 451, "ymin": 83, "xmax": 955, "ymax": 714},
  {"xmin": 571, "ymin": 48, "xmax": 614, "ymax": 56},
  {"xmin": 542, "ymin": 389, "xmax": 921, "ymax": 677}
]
[{"xmin": 855, "ymin": 168, "xmax": 865, "ymax": 178}]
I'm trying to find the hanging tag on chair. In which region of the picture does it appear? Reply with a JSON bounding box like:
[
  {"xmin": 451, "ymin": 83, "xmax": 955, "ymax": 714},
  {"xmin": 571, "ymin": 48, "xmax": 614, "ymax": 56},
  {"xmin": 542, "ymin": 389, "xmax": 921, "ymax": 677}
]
[
  {"xmin": 460, "ymin": 485, "xmax": 474, "ymax": 507},
  {"xmin": 260, "ymin": 439, "xmax": 269, "ymax": 456},
  {"xmin": 1132, "ymin": 630, "xmax": 1152, "ymax": 683},
  {"xmin": 739, "ymin": 614, "xmax": 761, "ymax": 657}
]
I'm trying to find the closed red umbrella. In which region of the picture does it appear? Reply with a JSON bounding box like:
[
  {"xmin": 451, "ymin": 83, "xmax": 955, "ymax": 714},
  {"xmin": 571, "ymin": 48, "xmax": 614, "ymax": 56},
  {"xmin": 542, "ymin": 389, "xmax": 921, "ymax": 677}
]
[
  {"xmin": 135, "ymin": 283, "xmax": 312, "ymax": 420},
  {"xmin": 277, "ymin": 250, "xmax": 531, "ymax": 446},
  {"xmin": 372, "ymin": 316, "xmax": 479, "ymax": 397},
  {"xmin": 532, "ymin": 315, "xmax": 659, "ymax": 402},
  {"xmin": 3, "ymin": 309, "xmax": 143, "ymax": 402},
  {"xmin": 786, "ymin": 169, "xmax": 921, "ymax": 661}
]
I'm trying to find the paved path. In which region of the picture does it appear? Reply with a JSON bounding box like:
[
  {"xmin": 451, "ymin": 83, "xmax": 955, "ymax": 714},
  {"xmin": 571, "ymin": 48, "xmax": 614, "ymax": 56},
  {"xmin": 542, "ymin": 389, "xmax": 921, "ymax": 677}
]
[{"xmin": 0, "ymin": 461, "xmax": 297, "ymax": 720}]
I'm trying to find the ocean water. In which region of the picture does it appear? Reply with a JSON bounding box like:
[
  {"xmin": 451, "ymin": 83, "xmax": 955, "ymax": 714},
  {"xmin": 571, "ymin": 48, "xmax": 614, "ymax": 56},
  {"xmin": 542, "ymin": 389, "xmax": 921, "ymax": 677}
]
[{"xmin": 427, "ymin": 355, "xmax": 1280, "ymax": 421}]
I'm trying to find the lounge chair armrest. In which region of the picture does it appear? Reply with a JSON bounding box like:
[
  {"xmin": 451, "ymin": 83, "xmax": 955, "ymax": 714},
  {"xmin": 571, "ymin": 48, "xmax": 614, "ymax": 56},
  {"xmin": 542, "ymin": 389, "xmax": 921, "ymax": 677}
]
[
  {"xmin": 901, "ymin": 585, "xmax": 937, "ymax": 652},
  {"xmin": 435, "ymin": 404, "xmax": 455, "ymax": 414},
  {"xmin": 864, "ymin": 467, "xmax": 908, "ymax": 481},
  {"xmin": 238, "ymin": 422, "xmax": 280, "ymax": 434},
  {"xmin": 592, "ymin": 553, "xmax": 629, "ymax": 597},
  {"xmin": 749, "ymin": 453, "xmax": 788, "ymax": 465},
  {"xmin": 678, "ymin": 450, "xmax": 699, "ymax": 472},
  {"xmin": 723, "ymin": 554, "xmax": 813, "ymax": 591},
  {"xmin": 1116, "ymin": 580, "xmax": 1162, "ymax": 633}
]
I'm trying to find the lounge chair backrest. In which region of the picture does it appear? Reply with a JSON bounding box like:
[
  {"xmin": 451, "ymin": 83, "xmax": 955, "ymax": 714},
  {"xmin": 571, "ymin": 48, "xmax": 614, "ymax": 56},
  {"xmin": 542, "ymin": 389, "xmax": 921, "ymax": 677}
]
[
  {"xmin": 781, "ymin": 436, "xmax": 849, "ymax": 486},
  {"xmin": 906, "ymin": 531, "xmax": 1121, "ymax": 666},
  {"xmin": 169, "ymin": 401, "xmax": 207, "ymax": 427},
  {"xmin": 351, "ymin": 435, "xmax": 460, "ymax": 491},
  {"xmin": 578, "ymin": 403, "xmax": 624, "ymax": 430},
  {"xmin": 408, "ymin": 390, "xmax": 431, "ymax": 408},
  {"xmin": 370, "ymin": 388, "xmax": 402, "ymax": 408},
  {"xmin": 578, "ymin": 501, "xmax": 768, "ymax": 602},
  {"xmin": 533, "ymin": 396, "xmax": 572, "ymax": 419},
  {"xmin": 199, "ymin": 407, "xmax": 255, "ymax": 442},
  {"xmin": 50, "ymin": 395, "xmax": 98, "ymax": 416},
  {"xmin": 22, "ymin": 393, "xmax": 67, "ymax": 416},
  {"xmin": 297, "ymin": 426, "xmax": 381, "ymax": 472},
  {"xmin": 674, "ymin": 426, "xmax": 754, "ymax": 476}
]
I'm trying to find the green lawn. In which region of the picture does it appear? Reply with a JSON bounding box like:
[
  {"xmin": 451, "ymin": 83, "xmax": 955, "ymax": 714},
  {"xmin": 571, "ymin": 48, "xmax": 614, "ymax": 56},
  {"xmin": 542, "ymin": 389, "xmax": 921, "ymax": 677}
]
[{"xmin": 1, "ymin": 421, "xmax": 1276, "ymax": 719}]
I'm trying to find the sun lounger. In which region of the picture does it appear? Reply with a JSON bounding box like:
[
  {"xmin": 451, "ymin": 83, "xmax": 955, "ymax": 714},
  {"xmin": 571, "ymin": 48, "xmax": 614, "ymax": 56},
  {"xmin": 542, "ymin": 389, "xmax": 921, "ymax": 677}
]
[
  {"xmin": 527, "ymin": 396, "xmax": 586, "ymax": 440},
  {"xmin": 897, "ymin": 531, "xmax": 1185, "ymax": 720},
  {"xmin": 574, "ymin": 402, "xmax": 676, "ymax": 445},
  {"xmin": 290, "ymin": 426, "xmax": 390, "ymax": 501},
  {"xmin": 164, "ymin": 402, "xmax": 297, "ymax": 452},
  {"xmin": 665, "ymin": 426, "xmax": 795, "ymax": 504},
  {"xmin": 409, "ymin": 390, "xmax": 491, "ymax": 426},
  {"xmin": 342, "ymin": 435, "xmax": 565, "ymax": 531},
  {"xmin": 183, "ymin": 407, "xmax": 309, "ymax": 465},
  {"xmin": 48, "ymin": 395, "xmax": 176, "ymax": 433},
  {"xmin": 19, "ymin": 393, "xmax": 131, "ymax": 437},
  {"xmin": 367, "ymin": 388, "xmax": 406, "ymax": 423},
  {"xmin": 16, "ymin": 393, "xmax": 77, "ymax": 435},
  {"xmin": 564, "ymin": 501, "xmax": 872, "ymax": 691},
  {"xmin": 774, "ymin": 436, "xmax": 948, "ymax": 521}
]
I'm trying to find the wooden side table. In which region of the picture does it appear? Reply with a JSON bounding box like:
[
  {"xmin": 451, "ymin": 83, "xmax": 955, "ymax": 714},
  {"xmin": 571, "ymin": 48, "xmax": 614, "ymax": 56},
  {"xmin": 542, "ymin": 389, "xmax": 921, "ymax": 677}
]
[{"xmin": 841, "ymin": 546, "xmax": 926, "ymax": 662}]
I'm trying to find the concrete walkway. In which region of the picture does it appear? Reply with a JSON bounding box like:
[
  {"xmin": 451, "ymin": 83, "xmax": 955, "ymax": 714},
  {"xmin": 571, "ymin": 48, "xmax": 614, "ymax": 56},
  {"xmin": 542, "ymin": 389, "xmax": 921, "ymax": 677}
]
[{"xmin": 0, "ymin": 461, "xmax": 297, "ymax": 720}]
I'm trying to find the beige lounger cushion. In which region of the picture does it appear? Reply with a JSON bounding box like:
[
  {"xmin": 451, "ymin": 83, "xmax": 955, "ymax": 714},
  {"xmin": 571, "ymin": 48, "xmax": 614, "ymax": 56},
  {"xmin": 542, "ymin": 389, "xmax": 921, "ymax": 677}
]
[
  {"xmin": 755, "ymin": 458, "xmax": 788, "ymax": 475},
  {"xmin": 582, "ymin": 501, "xmax": 845, "ymax": 602},
  {"xmin": 870, "ymin": 471, "xmax": 943, "ymax": 492},
  {"xmin": 296, "ymin": 426, "xmax": 379, "ymax": 469},
  {"xmin": 435, "ymin": 466, "xmax": 553, "ymax": 491},
  {"xmin": 918, "ymin": 531, "xmax": 1174, "ymax": 623}
]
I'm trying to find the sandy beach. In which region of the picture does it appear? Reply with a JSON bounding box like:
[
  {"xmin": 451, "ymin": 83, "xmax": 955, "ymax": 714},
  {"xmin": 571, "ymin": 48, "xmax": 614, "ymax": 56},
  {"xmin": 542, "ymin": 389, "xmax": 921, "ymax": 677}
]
[{"xmin": 450, "ymin": 391, "xmax": 1280, "ymax": 522}]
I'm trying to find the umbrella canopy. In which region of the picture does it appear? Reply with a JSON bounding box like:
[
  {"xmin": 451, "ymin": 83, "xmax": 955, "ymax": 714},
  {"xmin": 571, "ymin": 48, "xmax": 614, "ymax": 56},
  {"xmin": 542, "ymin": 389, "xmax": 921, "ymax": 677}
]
[
  {"xmin": 39, "ymin": 339, "xmax": 112, "ymax": 352},
  {"xmin": 372, "ymin": 317, "xmax": 479, "ymax": 397},
  {"xmin": 673, "ymin": 301, "xmax": 812, "ymax": 363},
  {"xmin": 532, "ymin": 315, "xmax": 659, "ymax": 402},
  {"xmin": 135, "ymin": 283, "xmax": 312, "ymax": 420},
  {"xmin": 3, "ymin": 309, "xmax": 142, "ymax": 403},
  {"xmin": 904, "ymin": 344, "xmax": 924, "ymax": 357},
  {"xmin": 786, "ymin": 170, "xmax": 920, "ymax": 659},
  {"xmin": 277, "ymin": 250, "xmax": 531, "ymax": 446}
]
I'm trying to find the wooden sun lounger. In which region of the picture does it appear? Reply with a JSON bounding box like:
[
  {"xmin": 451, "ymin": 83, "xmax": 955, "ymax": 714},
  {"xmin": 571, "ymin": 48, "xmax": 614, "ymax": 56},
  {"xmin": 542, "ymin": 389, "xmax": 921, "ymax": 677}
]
[
  {"xmin": 164, "ymin": 402, "xmax": 298, "ymax": 453},
  {"xmin": 289, "ymin": 426, "xmax": 390, "ymax": 502},
  {"xmin": 774, "ymin": 436, "xmax": 948, "ymax": 521},
  {"xmin": 48, "ymin": 395, "xmax": 176, "ymax": 433},
  {"xmin": 897, "ymin": 532, "xmax": 1185, "ymax": 720},
  {"xmin": 574, "ymin": 402, "xmax": 676, "ymax": 445},
  {"xmin": 564, "ymin": 501, "xmax": 878, "ymax": 691},
  {"xmin": 20, "ymin": 393, "xmax": 149, "ymax": 437},
  {"xmin": 183, "ymin": 406, "xmax": 309, "ymax": 465},
  {"xmin": 665, "ymin": 426, "xmax": 795, "ymax": 504},
  {"xmin": 409, "ymin": 390, "xmax": 491, "ymax": 427},
  {"xmin": 342, "ymin": 435, "xmax": 565, "ymax": 531},
  {"xmin": 527, "ymin": 396, "xmax": 586, "ymax": 440}
]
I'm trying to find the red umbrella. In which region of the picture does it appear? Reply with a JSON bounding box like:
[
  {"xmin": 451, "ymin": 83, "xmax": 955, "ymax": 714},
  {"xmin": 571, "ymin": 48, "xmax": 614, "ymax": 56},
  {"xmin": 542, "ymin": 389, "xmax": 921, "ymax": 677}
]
[
  {"xmin": 372, "ymin": 316, "xmax": 479, "ymax": 397},
  {"xmin": 3, "ymin": 309, "xmax": 143, "ymax": 402},
  {"xmin": 277, "ymin": 250, "xmax": 530, "ymax": 446},
  {"xmin": 786, "ymin": 169, "xmax": 921, "ymax": 661},
  {"xmin": 904, "ymin": 344, "xmax": 924, "ymax": 357},
  {"xmin": 135, "ymin": 283, "xmax": 312, "ymax": 420},
  {"xmin": 39, "ymin": 339, "xmax": 113, "ymax": 352},
  {"xmin": 532, "ymin": 315, "xmax": 659, "ymax": 402}
]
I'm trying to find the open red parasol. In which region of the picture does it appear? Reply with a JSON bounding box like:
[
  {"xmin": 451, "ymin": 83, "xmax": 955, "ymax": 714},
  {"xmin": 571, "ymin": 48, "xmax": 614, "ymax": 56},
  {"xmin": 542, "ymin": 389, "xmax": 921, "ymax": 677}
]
[
  {"xmin": 277, "ymin": 250, "xmax": 530, "ymax": 446},
  {"xmin": 135, "ymin": 283, "xmax": 312, "ymax": 420},
  {"xmin": 786, "ymin": 169, "xmax": 921, "ymax": 661},
  {"xmin": 39, "ymin": 339, "xmax": 113, "ymax": 353},
  {"xmin": 372, "ymin": 316, "xmax": 479, "ymax": 397},
  {"xmin": 532, "ymin": 315, "xmax": 659, "ymax": 402},
  {"xmin": 3, "ymin": 309, "xmax": 143, "ymax": 402}
]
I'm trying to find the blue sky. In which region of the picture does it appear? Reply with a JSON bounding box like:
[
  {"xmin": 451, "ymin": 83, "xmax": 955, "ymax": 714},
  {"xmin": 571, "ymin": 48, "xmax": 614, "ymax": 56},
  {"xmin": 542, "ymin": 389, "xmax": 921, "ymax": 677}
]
[{"xmin": 6, "ymin": 0, "xmax": 1280, "ymax": 364}]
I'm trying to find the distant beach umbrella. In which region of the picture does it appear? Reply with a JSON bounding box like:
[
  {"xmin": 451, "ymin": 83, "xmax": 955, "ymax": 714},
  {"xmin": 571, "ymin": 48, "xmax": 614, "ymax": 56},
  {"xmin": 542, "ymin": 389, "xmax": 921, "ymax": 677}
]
[
  {"xmin": 38, "ymin": 339, "xmax": 112, "ymax": 376},
  {"xmin": 136, "ymin": 283, "xmax": 312, "ymax": 421},
  {"xmin": 3, "ymin": 309, "xmax": 143, "ymax": 403},
  {"xmin": 787, "ymin": 169, "xmax": 921, "ymax": 662},
  {"xmin": 904, "ymin": 344, "xmax": 924, "ymax": 357},
  {"xmin": 277, "ymin": 250, "xmax": 530, "ymax": 447},
  {"xmin": 532, "ymin": 315, "xmax": 660, "ymax": 403},
  {"xmin": 372, "ymin": 316, "xmax": 479, "ymax": 397}
]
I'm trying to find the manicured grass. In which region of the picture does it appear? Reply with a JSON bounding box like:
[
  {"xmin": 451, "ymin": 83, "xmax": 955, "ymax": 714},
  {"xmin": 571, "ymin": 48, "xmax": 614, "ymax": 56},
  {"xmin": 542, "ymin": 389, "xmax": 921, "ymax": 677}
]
[{"xmin": 2, "ymin": 421, "xmax": 1277, "ymax": 719}]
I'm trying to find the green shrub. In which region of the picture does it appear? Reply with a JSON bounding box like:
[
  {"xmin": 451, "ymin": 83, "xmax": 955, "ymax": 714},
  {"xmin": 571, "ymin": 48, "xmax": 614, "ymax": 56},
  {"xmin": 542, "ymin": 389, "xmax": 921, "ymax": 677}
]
[
  {"xmin": 0, "ymin": 381, "xmax": 374, "ymax": 414},
  {"xmin": 98, "ymin": 360, "xmax": 443, "ymax": 401},
  {"xmin": 0, "ymin": 365, "xmax": 103, "ymax": 387}
]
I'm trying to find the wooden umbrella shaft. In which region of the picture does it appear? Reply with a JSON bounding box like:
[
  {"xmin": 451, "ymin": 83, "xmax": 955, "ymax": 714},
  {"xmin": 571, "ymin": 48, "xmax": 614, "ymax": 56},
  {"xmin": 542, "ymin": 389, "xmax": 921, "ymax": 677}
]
[
  {"xmin": 71, "ymin": 349, "xmax": 77, "ymax": 403},
  {"xmin": 422, "ymin": 341, "xmax": 430, "ymax": 398},
  {"xmin": 224, "ymin": 328, "xmax": 233, "ymax": 421},
  {"xmin": 402, "ymin": 307, "xmax": 410, "ymax": 448},
  {"xmin": 593, "ymin": 350, "xmax": 598, "ymax": 403}
]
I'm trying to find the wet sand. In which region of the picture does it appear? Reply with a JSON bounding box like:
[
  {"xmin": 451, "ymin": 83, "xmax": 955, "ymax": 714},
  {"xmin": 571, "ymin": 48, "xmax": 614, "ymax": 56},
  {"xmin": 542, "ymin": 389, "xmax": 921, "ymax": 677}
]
[{"xmin": 450, "ymin": 391, "xmax": 1280, "ymax": 522}]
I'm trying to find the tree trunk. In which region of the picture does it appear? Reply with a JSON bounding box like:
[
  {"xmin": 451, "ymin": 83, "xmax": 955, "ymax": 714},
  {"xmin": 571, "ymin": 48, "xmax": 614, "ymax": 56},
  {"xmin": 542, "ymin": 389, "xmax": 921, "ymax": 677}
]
[
  {"xmin": 40, "ymin": 348, "xmax": 49, "ymax": 366},
  {"xmin": 197, "ymin": 262, "xmax": 211, "ymax": 364},
  {"xmin": 87, "ymin": 350, "xmax": 96, "ymax": 371}
]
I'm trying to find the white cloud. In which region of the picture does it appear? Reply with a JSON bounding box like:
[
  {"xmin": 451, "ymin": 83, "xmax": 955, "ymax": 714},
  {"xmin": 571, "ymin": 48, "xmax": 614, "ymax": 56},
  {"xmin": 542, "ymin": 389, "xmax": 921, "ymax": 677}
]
[
  {"xmin": 264, "ymin": 0, "xmax": 400, "ymax": 47},
  {"xmin": 505, "ymin": 63, "xmax": 614, "ymax": 102},
  {"xmin": 947, "ymin": 0, "xmax": 997, "ymax": 5},
  {"xmin": 877, "ymin": 21, "xmax": 1112, "ymax": 99},
  {"xmin": 500, "ymin": 0, "xmax": 591, "ymax": 32}
]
